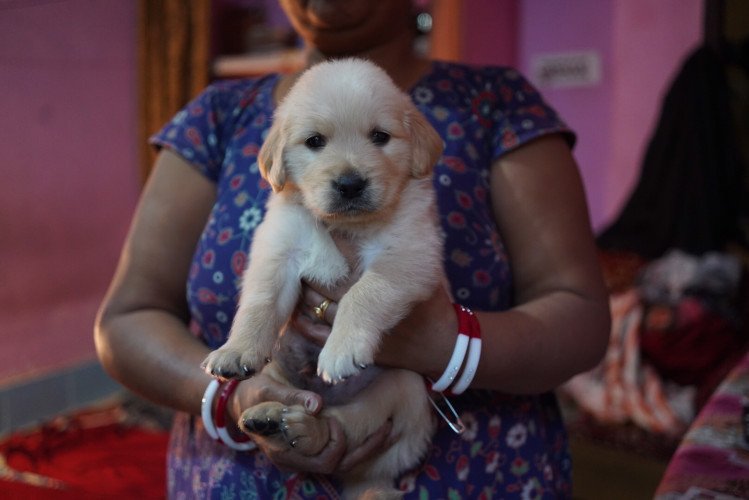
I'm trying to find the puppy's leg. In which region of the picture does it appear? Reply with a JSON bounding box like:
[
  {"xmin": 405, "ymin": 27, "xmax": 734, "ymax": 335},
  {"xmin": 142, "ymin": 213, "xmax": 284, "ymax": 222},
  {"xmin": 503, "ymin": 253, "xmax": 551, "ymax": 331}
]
[
  {"xmin": 202, "ymin": 215, "xmax": 308, "ymax": 378},
  {"xmin": 204, "ymin": 202, "xmax": 348, "ymax": 379},
  {"xmin": 317, "ymin": 180, "xmax": 444, "ymax": 383},
  {"xmin": 202, "ymin": 258, "xmax": 301, "ymax": 378},
  {"xmin": 326, "ymin": 370, "xmax": 435, "ymax": 500},
  {"xmin": 317, "ymin": 266, "xmax": 437, "ymax": 382}
]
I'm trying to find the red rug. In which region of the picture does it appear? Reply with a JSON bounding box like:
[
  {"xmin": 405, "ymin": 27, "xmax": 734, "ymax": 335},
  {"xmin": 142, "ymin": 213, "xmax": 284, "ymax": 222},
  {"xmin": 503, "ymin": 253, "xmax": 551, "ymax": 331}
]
[{"xmin": 0, "ymin": 398, "xmax": 170, "ymax": 499}]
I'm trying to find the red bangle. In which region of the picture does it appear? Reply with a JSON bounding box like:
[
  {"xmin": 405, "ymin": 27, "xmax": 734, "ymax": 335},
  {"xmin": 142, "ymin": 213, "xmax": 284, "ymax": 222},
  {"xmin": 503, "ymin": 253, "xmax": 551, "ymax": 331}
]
[
  {"xmin": 455, "ymin": 303, "xmax": 472, "ymax": 336},
  {"xmin": 214, "ymin": 379, "xmax": 239, "ymax": 427},
  {"xmin": 215, "ymin": 379, "xmax": 255, "ymax": 451}
]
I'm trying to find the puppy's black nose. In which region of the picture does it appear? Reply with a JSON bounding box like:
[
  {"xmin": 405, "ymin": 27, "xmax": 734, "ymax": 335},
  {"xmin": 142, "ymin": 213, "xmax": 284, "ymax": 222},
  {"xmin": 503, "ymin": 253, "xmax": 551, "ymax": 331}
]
[{"xmin": 333, "ymin": 173, "xmax": 368, "ymax": 199}]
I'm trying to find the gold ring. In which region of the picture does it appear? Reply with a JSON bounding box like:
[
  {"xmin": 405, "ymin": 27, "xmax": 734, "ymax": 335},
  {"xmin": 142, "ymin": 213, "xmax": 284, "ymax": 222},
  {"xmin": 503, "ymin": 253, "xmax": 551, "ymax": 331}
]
[{"xmin": 313, "ymin": 298, "xmax": 331, "ymax": 322}]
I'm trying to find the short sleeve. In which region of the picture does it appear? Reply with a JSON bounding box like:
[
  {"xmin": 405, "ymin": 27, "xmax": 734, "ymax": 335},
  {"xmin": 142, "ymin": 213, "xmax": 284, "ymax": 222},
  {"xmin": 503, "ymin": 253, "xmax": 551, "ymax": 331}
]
[
  {"xmin": 149, "ymin": 78, "xmax": 269, "ymax": 182},
  {"xmin": 485, "ymin": 68, "xmax": 576, "ymax": 159}
]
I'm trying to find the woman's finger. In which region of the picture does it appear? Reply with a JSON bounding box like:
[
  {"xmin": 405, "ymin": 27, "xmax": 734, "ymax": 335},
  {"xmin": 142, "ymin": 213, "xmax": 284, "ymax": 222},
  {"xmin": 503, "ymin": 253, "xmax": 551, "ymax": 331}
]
[
  {"xmin": 258, "ymin": 417, "xmax": 347, "ymax": 475},
  {"xmin": 301, "ymin": 285, "xmax": 339, "ymax": 324},
  {"xmin": 237, "ymin": 373, "xmax": 323, "ymax": 415},
  {"xmin": 301, "ymin": 285, "xmax": 327, "ymax": 308},
  {"xmin": 293, "ymin": 314, "xmax": 332, "ymax": 346},
  {"xmin": 264, "ymin": 379, "xmax": 323, "ymax": 415},
  {"xmin": 302, "ymin": 278, "xmax": 347, "ymax": 304}
]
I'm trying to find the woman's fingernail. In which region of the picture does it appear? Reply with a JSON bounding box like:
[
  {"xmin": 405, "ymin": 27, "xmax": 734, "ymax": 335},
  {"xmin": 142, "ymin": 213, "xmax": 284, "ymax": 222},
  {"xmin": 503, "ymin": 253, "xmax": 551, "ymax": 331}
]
[{"xmin": 305, "ymin": 397, "xmax": 319, "ymax": 413}]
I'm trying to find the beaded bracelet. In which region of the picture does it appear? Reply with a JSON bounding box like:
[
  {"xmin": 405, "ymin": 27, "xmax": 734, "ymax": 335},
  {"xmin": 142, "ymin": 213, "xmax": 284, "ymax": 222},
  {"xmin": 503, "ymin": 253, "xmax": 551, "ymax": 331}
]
[{"xmin": 214, "ymin": 379, "xmax": 257, "ymax": 451}]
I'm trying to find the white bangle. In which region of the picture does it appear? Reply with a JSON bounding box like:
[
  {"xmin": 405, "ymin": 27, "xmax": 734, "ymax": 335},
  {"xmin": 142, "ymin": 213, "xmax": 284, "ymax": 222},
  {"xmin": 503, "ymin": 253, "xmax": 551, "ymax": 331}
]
[
  {"xmin": 430, "ymin": 334, "xmax": 469, "ymax": 392},
  {"xmin": 217, "ymin": 426, "xmax": 257, "ymax": 451},
  {"xmin": 201, "ymin": 379, "xmax": 221, "ymax": 441},
  {"xmin": 431, "ymin": 304, "xmax": 475, "ymax": 392},
  {"xmin": 451, "ymin": 337, "xmax": 481, "ymax": 394}
]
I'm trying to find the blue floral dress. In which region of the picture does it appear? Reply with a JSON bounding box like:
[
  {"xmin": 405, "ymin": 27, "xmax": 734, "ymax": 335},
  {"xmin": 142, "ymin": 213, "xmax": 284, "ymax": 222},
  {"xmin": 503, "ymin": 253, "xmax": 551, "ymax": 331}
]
[{"xmin": 152, "ymin": 61, "xmax": 576, "ymax": 499}]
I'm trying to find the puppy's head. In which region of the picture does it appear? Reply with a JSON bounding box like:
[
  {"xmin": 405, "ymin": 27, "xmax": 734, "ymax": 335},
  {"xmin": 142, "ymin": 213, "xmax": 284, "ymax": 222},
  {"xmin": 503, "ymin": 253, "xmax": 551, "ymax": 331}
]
[{"xmin": 258, "ymin": 58, "xmax": 443, "ymax": 224}]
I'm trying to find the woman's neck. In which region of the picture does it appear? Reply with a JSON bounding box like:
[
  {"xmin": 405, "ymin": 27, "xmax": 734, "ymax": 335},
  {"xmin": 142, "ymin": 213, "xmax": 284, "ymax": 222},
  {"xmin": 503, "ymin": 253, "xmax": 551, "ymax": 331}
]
[
  {"xmin": 308, "ymin": 32, "xmax": 431, "ymax": 91},
  {"xmin": 274, "ymin": 33, "xmax": 432, "ymax": 105}
]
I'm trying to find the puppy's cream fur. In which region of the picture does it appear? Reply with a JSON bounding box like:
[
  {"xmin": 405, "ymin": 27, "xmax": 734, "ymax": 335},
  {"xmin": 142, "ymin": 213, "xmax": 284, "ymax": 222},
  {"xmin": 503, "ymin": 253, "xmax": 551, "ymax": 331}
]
[{"xmin": 203, "ymin": 58, "xmax": 445, "ymax": 499}]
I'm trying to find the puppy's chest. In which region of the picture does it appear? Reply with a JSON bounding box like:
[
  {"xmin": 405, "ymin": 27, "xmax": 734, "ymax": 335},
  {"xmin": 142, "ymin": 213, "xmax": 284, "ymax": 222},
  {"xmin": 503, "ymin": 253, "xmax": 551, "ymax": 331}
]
[
  {"xmin": 293, "ymin": 225, "xmax": 385, "ymax": 286},
  {"xmin": 299, "ymin": 235, "xmax": 386, "ymax": 284},
  {"xmin": 333, "ymin": 232, "xmax": 385, "ymax": 274},
  {"xmin": 267, "ymin": 194, "xmax": 427, "ymax": 287}
]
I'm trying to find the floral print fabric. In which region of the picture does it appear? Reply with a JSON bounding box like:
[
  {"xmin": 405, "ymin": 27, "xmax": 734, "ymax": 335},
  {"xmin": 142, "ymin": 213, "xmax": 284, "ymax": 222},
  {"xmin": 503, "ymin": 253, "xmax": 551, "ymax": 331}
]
[{"xmin": 152, "ymin": 61, "xmax": 575, "ymax": 499}]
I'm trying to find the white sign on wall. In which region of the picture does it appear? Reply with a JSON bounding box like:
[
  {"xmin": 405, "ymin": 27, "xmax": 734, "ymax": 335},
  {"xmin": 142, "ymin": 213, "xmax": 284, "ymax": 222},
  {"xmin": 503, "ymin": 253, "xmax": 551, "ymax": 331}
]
[{"xmin": 530, "ymin": 50, "xmax": 602, "ymax": 89}]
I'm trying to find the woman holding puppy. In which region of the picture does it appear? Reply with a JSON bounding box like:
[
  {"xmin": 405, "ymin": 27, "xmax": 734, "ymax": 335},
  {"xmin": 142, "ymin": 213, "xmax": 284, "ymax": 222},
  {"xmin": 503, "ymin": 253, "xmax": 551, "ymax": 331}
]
[{"xmin": 95, "ymin": 0, "xmax": 610, "ymax": 498}]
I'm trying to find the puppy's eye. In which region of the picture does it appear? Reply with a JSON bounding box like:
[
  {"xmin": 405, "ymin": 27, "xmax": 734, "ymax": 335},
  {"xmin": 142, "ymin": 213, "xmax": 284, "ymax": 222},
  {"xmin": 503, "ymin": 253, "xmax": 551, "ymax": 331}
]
[
  {"xmin": 370, "ymin": 130, "xmax": 390, "ymax": 146},
  {"xmin": 305, "ymin": 134, "xmax": 327, "ymax": 150}
]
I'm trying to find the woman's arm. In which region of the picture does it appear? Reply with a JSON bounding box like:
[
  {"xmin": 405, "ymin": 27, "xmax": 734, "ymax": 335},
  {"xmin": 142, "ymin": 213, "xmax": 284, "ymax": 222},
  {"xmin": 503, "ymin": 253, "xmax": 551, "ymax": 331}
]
[
  {"xmin": 299, "ymin": 135, "xmax": 610, "ymax": 394},
  {"xmin": 472, "ymin": 134, "xmax": 610, "ymax": 392},
  {"xmin": 95, "ymin": 149, "xmax": 219, "ymax": 412}
]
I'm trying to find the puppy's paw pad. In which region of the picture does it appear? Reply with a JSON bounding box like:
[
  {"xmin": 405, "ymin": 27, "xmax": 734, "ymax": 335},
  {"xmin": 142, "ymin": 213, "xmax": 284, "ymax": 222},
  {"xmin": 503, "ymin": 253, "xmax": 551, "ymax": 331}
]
[
  {"xmin": 240, "ymin": 404, "xmax": 327, "ymax": 455},
  {"xmin": 242, "ymin": 415, "xmax": 281, "ymax": 436}
]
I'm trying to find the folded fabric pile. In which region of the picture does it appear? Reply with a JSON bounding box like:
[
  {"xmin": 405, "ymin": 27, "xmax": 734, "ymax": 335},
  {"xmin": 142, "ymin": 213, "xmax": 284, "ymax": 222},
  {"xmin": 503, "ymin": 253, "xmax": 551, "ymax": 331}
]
[{"xmin": 562, "ymin": 250, "xmax": 747, "ymax": 437}]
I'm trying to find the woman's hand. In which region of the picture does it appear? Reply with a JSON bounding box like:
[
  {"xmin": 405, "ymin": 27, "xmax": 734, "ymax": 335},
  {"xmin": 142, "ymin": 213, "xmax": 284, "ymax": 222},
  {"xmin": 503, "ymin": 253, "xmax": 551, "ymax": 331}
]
[
  {"xmin": 297, "ymin": 282, "xmax": 457, "ymax": 379},
  {"xmin": 295, "ymin": 285, "xmax": 339, "ymax": 345},
  {"xmin": 226, "ymin": 370, "xmax": 393, "ymax": 474},
  {"xmin": 251, "ymin": 414, "xmax": 394, "ymax": 474}
]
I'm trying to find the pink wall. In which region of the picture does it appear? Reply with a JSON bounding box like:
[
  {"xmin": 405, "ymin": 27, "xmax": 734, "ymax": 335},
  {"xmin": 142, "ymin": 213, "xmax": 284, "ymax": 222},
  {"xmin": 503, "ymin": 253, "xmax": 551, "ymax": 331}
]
[
  {"xmin": 0, "ymin": 0, "xmax": 140, "ymax": 385},
  {"xmin": 517, "ymin": 0, "xmax": 702, "ymax": 230},
  {"xmin": 460, "ymin": 0, "xmax": 518, "ymax": 67},
  {"xmin": 518, "ymin": 0, "xmax": 614, "ymax": 230}
]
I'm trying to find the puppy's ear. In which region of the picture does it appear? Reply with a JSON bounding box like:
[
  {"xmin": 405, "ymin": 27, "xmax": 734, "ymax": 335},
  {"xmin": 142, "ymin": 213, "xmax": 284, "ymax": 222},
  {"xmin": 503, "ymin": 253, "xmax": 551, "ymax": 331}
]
[
  {"xmin": 406, "ymin": 107, "xmax": 444, "ymax": 179},
  {"xmin": 258, "ymin": 120, "xmax": 287, "ymax": 192}
]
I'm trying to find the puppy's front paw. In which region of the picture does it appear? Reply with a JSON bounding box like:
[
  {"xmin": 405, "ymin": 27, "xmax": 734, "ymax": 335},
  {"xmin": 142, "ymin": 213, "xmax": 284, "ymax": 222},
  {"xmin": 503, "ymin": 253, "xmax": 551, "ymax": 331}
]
[
  {"xmin": 316, "ymin": 333, "xmax": 374, "ymax": 383},
  {"xmin": 240, "ymin": 402, "xmax": 329, "ymax": 455},
  {"xmin": 201, "ymin": 347, "xmax": 263, "ymax": 380}
]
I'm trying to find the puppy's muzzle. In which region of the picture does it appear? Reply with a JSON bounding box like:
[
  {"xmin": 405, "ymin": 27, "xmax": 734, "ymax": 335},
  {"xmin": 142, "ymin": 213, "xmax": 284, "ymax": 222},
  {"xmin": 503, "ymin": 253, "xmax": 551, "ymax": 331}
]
[{"xmin": 332, "ymin": 172, "xmax": 369, "ymax": 200}]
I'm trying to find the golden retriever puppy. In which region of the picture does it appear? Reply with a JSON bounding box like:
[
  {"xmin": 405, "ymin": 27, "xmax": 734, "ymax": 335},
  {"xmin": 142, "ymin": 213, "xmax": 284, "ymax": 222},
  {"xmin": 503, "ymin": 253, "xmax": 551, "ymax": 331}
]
[{"xmin": 202, "ymin": 58, "xmax": 444, "ymax": 498}]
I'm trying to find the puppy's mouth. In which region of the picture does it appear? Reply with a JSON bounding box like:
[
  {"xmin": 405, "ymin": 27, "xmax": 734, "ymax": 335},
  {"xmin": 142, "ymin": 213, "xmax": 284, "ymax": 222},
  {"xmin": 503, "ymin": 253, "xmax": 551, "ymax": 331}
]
[{"xmin": 327, "ymin": 196, "xmax": 376, "ymax": 216}]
